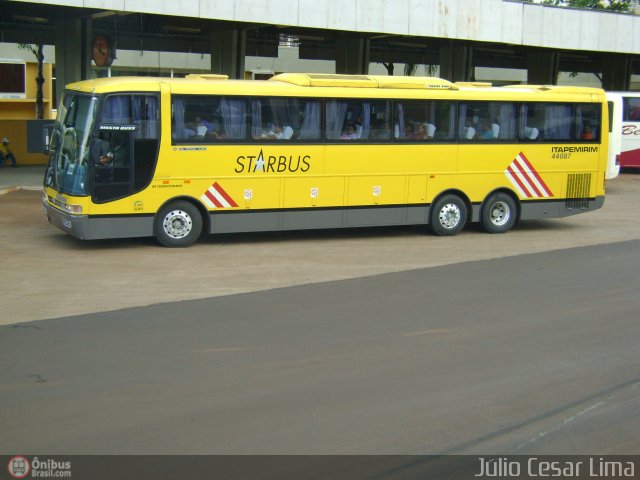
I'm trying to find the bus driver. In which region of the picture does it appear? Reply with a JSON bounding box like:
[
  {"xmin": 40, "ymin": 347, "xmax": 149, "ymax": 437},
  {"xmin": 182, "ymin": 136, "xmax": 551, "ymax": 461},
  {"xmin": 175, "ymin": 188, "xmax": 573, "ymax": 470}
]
[{"xmin": 98, "ymin": 132, "xmax": 128, "ymax": 166}]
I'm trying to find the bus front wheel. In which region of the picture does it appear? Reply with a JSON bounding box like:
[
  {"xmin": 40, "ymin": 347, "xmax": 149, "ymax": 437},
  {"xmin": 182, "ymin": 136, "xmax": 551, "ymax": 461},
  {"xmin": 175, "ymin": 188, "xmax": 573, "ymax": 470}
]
[
  {"xmin": 430, "ymin": 194, "xmax": 467, "ymax": 236},
  {"xmin": 481, "ymin": 193, "xmax": 517, "ymax": 234},
  {"xmin": 155, "ymin": 201, "xmax": 203, "ymax": 247}
]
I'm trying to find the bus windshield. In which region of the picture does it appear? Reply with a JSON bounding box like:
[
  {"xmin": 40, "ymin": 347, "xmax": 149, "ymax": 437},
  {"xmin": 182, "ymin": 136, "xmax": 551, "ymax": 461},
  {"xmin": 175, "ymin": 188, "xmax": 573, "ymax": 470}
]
[{"xmin": 45, "ymin": 92, "xmax": 99, "ymax": 196}]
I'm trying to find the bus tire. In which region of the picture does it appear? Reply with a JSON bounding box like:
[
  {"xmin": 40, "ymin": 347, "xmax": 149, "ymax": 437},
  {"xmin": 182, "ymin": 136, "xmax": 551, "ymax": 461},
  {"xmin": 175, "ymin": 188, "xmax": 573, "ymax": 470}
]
[
  {"xmin": 155, "ymin": 200, "xmax": 203, "ymax": 247},
  {"xmin": 430, "ymin": 194, "xmax": 467, "ymax": 236},
  {"xmin": 481, "ymin": 192, "xmax": 517, "ymax": 234}
]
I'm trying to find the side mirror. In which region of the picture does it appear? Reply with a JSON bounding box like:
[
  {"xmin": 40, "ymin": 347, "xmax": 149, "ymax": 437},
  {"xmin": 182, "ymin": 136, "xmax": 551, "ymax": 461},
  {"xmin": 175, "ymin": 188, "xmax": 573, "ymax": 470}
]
[{"xmin": 43, "ymin": 124, "xmax": 57, "ymax": 155}]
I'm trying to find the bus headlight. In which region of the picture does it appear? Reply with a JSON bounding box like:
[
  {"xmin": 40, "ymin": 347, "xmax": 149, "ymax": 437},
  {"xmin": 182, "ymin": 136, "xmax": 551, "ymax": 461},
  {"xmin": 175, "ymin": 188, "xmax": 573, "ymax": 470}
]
[{"xmin": 64, "ymin": 204, "xmax": 83, "ymax": 214}]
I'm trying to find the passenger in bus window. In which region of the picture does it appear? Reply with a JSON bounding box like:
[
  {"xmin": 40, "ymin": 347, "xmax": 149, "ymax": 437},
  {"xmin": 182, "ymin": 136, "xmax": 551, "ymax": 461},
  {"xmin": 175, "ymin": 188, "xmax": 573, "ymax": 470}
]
[
  {"xmin": 414, "ymin": 123, "xmax": 429, "ymax": 140},
  {"xmin": 196, "ymin": 115, "xmax": 212, "ymax": 130},
  {"xmin": 340, "ymin": 125, "xmax": 358, "ymax": 140},
  {"xmin": 404, "ymin": 123, "xmax": 417, "ymax": 139},
  {"xmin": 262, "ymin": 123, "xmax": 294, "ymax": 140},
  {"xmin": 462, "ymin": 118, "xmax": 477, "ymax": 140},
  {"xmin": 179, "ymin": 114, "xmax": 196, "ymax": 138},
  {"xmin": 580, "ymin": 124, "xmax": 594, "ymax": 140},
  {"xmin": 478, "ymin": 119, "xmax": 495, "ymax": 140},
  {"xmin": 185, "ymin": 116, "xmax": 213, "ymax": 139},
  {"xmin": 372, "ymin": 120, "xmax": 391, "ymax": 140},
  {"xmin": 196, "ymin": 116, "xmax": 214, "ymax": 137},
  {"xmin": 274, "ymin": 125, "xmax": 294, "ymax": 140},
  {"xmin": 206, "ymin": 119, "xmax": 224, "ymax": 139}
]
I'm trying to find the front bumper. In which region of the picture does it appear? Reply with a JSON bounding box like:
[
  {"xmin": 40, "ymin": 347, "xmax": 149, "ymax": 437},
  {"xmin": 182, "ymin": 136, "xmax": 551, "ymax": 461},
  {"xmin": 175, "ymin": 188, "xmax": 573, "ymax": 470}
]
[
  {"xmin": 43, "ymin": 199, "xmax": 154, "ymax": 240},
  {"xmin": 43, "ymin": 200, "xmax": 91, "ymax": 239}
]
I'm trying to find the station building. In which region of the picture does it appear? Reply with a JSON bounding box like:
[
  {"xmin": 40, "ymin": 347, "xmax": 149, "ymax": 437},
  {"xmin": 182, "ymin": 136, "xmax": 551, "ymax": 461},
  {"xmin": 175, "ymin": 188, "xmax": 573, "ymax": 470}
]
[{"xmin": 1, "ymin": 0, "xmax": 639, "ymax": 163}]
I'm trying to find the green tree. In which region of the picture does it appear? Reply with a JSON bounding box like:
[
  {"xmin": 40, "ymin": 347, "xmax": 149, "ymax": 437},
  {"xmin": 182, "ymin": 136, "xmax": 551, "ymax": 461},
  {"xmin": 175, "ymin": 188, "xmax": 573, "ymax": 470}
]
[
  {"xmin": 18, "ymin": 43, "xmax": 45, "ymax": 119},
  {"xmin": 404, "ymin": 64, "xmax": 417, "ymax": 76},
  {"xmin": 424, "ymin": 64, "xmax": 438, "ymax": 77},
  {"xmin": 541, "ymin": 0, "xmax": 631, "ymax": 12},
  {"xmin": 381, "ymin": 62, "xmax": 395, "ymax": 75}
]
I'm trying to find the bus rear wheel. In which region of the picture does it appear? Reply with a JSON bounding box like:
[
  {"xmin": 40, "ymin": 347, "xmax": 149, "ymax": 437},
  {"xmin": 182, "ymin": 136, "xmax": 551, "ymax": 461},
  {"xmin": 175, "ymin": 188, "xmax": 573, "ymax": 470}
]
[
  {"xmin": 481, "ymin": 193, "xmax": 517, "ymax": 234},
  {"xmin": 430, "ymin": 194, "xmax": 467, "ymax": 236},
  {"xmin": 155, "ymin": 200, "xmax": 203, "ymax": 247}
]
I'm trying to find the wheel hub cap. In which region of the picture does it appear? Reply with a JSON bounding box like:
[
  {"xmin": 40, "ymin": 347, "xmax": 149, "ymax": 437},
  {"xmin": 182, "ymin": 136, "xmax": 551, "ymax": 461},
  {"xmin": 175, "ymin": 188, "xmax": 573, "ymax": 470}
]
[
  {"xmin": 163, "ymin": 210, "xmax": 192, "ymax": 239},
  {"xmin": 490, "ymin": 202, "xmax": 510, "ymax": 226},
  {"xmin": 439, "ymin": 204, "xmax": 461, "ymax": 229}
]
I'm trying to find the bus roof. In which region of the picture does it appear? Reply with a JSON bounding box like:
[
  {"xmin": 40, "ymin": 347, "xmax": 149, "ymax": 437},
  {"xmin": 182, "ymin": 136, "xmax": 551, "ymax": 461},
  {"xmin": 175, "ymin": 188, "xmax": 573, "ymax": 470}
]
[
  {"xmin": 269, "ymin": 73, "xmax": 458, "ymax": 90},
  {"xmin": 606, "ymin": 91, "xmax": 640, "ymax": 96},
  {"xmin": 66, "ymin": 74, "xmax": 605, "ymax": 102}
]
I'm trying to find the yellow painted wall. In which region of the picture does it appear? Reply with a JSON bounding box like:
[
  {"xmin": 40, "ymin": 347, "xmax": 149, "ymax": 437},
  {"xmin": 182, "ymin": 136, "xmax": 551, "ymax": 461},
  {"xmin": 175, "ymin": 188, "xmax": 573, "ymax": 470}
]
[
  {"xmin": 0, "ymin": 62, "xmax": 54, "ymax": 164},
  {"xmin": 0, "ymin": 120, "xmax": 49, "ymax": 165}
]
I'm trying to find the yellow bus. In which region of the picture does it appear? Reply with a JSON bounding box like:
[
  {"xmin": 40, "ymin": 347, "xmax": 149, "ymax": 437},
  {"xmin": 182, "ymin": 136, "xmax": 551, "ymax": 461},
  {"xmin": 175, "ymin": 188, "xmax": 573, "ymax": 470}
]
[{"xmin": 43, "ymin": 73, "xmax": 607, "ymax": 247}]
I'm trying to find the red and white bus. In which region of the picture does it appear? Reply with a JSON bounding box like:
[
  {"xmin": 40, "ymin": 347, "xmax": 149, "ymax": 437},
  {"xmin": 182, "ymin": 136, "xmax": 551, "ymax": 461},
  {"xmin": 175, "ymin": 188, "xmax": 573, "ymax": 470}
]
[{"xmin": 607, "ymin": 92, "xmax": 640, "ymax": 171}]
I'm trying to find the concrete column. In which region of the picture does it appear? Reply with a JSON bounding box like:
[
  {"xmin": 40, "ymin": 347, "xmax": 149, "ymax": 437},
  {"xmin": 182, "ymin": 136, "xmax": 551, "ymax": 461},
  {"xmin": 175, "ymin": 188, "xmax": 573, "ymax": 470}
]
[
  {"xmin": 439, "ymin": 41, "xmax": 473, "ymax": 82},
  {"xmin": 210, "ymin": 26, "xmax": 246, "ymax": 79},
  {"xmin": 601, "ymin": 54, "xmax": 631, "ymax": 91},
  {"xmin": 527, "ymin": 49, "xmax": 559, "ymax": 85},
  {"xmin": 335, "ymin": 35, "xmax": 370, "ymax": 75},
  {"xmin": 54, "ymin": 16, "xmax": 92, "ymax": 103}
]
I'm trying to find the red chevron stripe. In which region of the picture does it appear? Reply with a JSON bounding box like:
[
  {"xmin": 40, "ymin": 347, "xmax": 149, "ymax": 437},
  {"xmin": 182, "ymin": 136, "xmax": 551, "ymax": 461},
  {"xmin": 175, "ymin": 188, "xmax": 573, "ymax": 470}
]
[
  {"xmin": 213, "ymin": 182, "xmax": 238, "ymax": 207},
  {"xmin": 517, "ymin": 152, "xmax": 553, "ymax": 197},
  {"xmin": 205, "ymin": 189, "xmax": 224, "ymax": 208},
  {"xmin": 506, "ymin": 165, "xmax": 533, "ymax": 198},
  {"xmin": 513, "ymin": 156, "xmax": 544, "ymax": 197}
]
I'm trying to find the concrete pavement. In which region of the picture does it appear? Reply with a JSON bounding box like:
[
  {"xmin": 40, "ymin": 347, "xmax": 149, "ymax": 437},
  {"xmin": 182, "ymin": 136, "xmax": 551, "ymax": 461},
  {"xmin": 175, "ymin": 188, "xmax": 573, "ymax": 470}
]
[
  {"xmin": 0, "ymin": 164, "xmax": 45, "ymax": 194},
  {"xmin": 1, "ymin": 173, "xmax": 639, "ymax": 325}
]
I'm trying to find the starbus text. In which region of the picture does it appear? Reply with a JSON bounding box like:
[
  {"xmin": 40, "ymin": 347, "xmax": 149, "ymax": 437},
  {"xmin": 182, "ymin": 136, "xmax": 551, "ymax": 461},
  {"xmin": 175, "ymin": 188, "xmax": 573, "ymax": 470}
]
[{"xmin": 235, "ymin": 154, "xmax": 311, "ymax": 173}]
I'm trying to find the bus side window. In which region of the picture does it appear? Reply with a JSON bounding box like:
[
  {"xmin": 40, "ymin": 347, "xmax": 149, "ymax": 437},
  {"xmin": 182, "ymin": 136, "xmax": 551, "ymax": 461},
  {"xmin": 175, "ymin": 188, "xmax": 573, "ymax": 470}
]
[
  {"xmin": 576, "ymin": 103, "xmax": 601, "ymax": 142},
  {"xmin": 298, "ymin": 100, "xmax": 321, "ymax": 140},
  {"xmin": 326, "ymin": 100, "xmax": 348, "ymax": 140},
  {"xmin": 458, "ymin": 103, "xmax": 476, "ymax": 140},
  {"xmin": 544, "ymin": 104, "xmax": 574, "ymax": 141},
  {"xmin": 251, "ymin": 97, "xmax": 299, "ymax": 141},
  {"xmin": 488, "ymin": 101, "xmax": 517, "ymax": 140},
  {"xmin": 623, "ymin": 97, "xmax": 640, "ymax": 121},
  {"xmin": 172, "ymin": 96, "xmax": 236, "ymax": 142},
  {"xmin": 519, "ymin": 103, "xmax": 543, "ymax": 141}
]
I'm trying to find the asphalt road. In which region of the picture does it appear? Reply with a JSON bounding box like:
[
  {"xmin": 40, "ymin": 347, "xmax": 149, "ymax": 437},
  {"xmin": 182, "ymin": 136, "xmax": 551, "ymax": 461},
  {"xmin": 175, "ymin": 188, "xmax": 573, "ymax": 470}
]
[{"xmin": 2, "ymin": 240, "xmax": 638, "ymax": 455}]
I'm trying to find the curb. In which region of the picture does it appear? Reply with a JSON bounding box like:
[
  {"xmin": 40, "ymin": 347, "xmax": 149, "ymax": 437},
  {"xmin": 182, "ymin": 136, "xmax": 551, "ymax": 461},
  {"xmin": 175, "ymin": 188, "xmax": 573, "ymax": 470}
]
[{"xmin": 0, "ymin": 185, "xmax": 43, "ymax": 196}]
